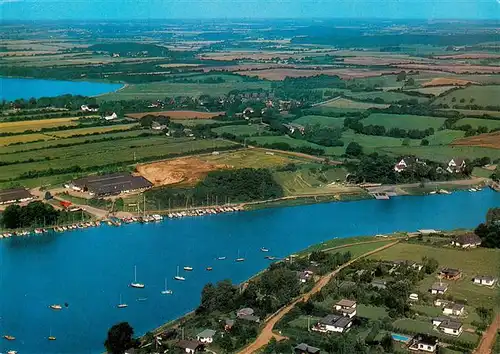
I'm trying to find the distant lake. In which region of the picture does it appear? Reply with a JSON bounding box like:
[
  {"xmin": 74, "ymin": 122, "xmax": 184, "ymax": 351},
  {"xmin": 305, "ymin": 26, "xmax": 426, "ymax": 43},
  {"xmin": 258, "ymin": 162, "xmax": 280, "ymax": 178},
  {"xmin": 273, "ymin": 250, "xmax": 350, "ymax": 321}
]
[
  {"xmin": 0, "ymin": 77, "xmax": 123, "ymax": 101},
  {"xmin": 0, "ymin": 190, "xmax": 499, "ymax": 354}
]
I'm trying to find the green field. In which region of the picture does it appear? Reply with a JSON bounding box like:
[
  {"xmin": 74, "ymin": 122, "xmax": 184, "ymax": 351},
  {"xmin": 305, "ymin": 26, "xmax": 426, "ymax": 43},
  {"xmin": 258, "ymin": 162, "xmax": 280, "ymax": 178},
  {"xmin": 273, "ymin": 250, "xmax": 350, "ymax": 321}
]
[
  {"xmin": 357, "ymin": 304, "xmax": 389, "ymax": 320},
  {"xmin": 0, "ymin": 133, "xmax": 54, "ymax": 146},
  {"xmin": 338, "ymin": 240, "xmax": 396, "ymax": 258},
  {"xmin": 212, "ymin": 124, "xmax": 269, "ymax": 136},
  {"xmin": 378, "ymin": 145, "xmax": 500, "ymax": 163},
  {"xmin": 453, "ymin": 118, "xmax": 500, "ymax": 130},
  {"xmin": 301, "ymin": 235, "xmax": 401, "ymax": 254},
  {"xmin": 173, "ymin": 119, "xmax": 221, "ymax": 126},
  {"xmin": 292, "ymin": 115, "xmax": 345, "ymax": 128},
  {"xmin": 435, "ymin": 85, "xmax": 500, "ymax": 108},
  {"xmin": 341, "ymin": 130, "xmax": 421, "ymax": 151},
  {"xmin": 362, "ymin": 113, "xmax": 446, "ymax": 130},
  {"xmin": 201, "ymin": 149, "xmax": 302, "ymax": 169},
  {"xmin": 440, "ymin": 109, "xmax": 500, "ymax": 119},
  {"xmin": 370, "ymin": 243, "xmax": 500, "ymax": 308},
  {"xmin": 248, "ymin": 135, "xmax": 344, "ymax": 155},
  {"xmin": 425, "ymin": 130, "xmax": 465, "ymax": 145},
  {"xmin": 319, "ymin": 97, "xmax": 389, "ymax": 110},
  {"xmin": 98, "ymin": 80, "xmax": 272, "ymax": 100},
  {"xmin": 346, "ymin": 90, "xmax": 428, "ymax": 103},
  {"xmin": 48, "ymin": 124, "xmax": 138, "ymax": 138}
]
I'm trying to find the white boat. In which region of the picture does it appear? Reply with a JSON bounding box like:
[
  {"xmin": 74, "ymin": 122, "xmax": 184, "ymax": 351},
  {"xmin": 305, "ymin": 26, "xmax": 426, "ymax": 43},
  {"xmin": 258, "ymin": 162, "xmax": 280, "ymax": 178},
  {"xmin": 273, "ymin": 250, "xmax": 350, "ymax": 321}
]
[
  {"xmin": 49, "ymin": 304, "xmax": 62, "ymax": 310},
  {"xmin": 174, "ymin": 266, "xmax": 185, "ymax": 281},
  {"xmin": 469, "ymin": 188, "xmax": 477, "ymax": 192},
  {"xmin": 48, "ymin": 328, "xmax": 56, "ymax": 340},
  {"xmin": 438, "ymin": 189, "xmax": 451, "ymax": 195},
  {"xmin": 117, "ymin": 294, "xmax": 128, "ymax": 308},
  {"xmin": 183, "ymin": 266, "xmax": 193, "ymax": 271},
  {"xmin": 217, "ymin": 256, "xmax": 226, "ymax": 260},
  {"xmin": 130, "ymin": 265, "xmax": 145, "ymax": 288},
  {"xmin": 260, "ymin": 247, "xmax": 269, "ymax": 252},
  {"xmin": 235, "ymin": 250, "xmax": 245, "ymax": 262},
  {"xmin": 7, "ymin": 350, "xmax": 18, "ymax": 354},
  {"xmin": 161, "ymin": 278, "xmax": 173, "ymax": 295}
]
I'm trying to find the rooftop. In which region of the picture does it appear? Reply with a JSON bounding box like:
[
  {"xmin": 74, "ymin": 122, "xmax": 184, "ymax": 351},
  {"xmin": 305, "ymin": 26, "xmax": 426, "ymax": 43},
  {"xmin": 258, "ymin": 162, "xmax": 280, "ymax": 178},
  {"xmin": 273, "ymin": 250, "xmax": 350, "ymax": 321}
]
[
  {"xmin": 413, "ymin": 333, "xmax": 438, "ymax": 346},
  {"xmin": 474, "ymin": 275, "xmax": 496, "ymax": 281},
  {"xmin": 294, "ymin": 343, "xmax": 321, "ymax": 354},
  {"xmin": 336, "ymin": 299, "xmax": 356, "ymax": 308},
  {"xmin": 454, "ymin": 233, "xmax": 482, "ymax": 245},
  {"xmin": 71, "ymin": 173, "xmax": 152, "ymax": 196},
  {"xmin": 440, "ymin": 319, "xmax": 463, "ymax": 330},
  {"xmin": 196, "ymin": 329, "xmax": 216, "ymax": 338},
  {"xmin": 431, "ymin": 282, "xmax": 448, "ymax": 291},
  {"xmin": 236, "ymin": 307, "xmax": 254, "ymax": 317},
  {"xmin": 177, "ymin": 340, "xmax": 202, "ymax": 350},
  {"xmin": 0, "ymin": 188, "xmax": 33, "ymax": 204},
  {"xmin": 441, "ymin": 268, "xmax": 461, "ymax": 276},
  {"xmin": 445, "ymin": 303, "xmax": 465, "ymax": 311}
]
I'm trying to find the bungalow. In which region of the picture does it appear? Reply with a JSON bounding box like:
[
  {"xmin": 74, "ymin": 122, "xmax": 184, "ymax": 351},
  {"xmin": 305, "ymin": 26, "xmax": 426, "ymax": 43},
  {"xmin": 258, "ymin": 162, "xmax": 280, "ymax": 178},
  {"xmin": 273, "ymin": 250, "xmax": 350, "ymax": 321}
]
[
  {"xmin": 298, "ymin": 270, "xmax": 314, "ymax": 283},
  {"xmin": 433, "ymin": 318, "xmax": 463, "ymax": 336},
  {"xmin": 430, "ymin": 282, "xmax": 448, "ymax": 295},
  {"xmin": 176, "ymin": 340, "xmax": 204, "ymax": 354},
  {"xmin": 334, "ymin": 299, "xmax": 357, "ymax": 318},
  {"xmin": 440, "ymin": 268, "xmax": 461, "ymax": 280},
  {"xmin": 434, "ymin": 298, "xmax": 449, "ymax": 307},
  {"xmin": 451, "ymin": 233, "xmax": 482, "ymax": 248},
  {"xmin": 313, "ymin": 314, "xmax": 353, "ymax": 333},
  {"xmin": 473, "ymin": 275, "xmax": 497, "ymax": 286},
  {"xmin": 236, "ymin": 307, "xmax": 254, "ymax": 318},
  {"xmin": 196, "ymin": 329, "xmax": 216, "ymax": 344},
  {"xmin": 394, "ymin": 157, "xmax": 420, "ymax": 173},
  {"xmin": 447, "ymin": 158, "xmax": 466, "ymax": 173},
  {"xmin": 103, "ymin": 112, "xmax": 118, "ymax": 120},
  {"xmin": 409, "ymin": 333, "xmax": 438, "ymax": 353},
  {"xmin": 443, "ymin": 303, "xmax": 465, "ymax": 316},
  {"xmin": 294, "ymin": 343, "xmax": 321, "ymax": 354}
]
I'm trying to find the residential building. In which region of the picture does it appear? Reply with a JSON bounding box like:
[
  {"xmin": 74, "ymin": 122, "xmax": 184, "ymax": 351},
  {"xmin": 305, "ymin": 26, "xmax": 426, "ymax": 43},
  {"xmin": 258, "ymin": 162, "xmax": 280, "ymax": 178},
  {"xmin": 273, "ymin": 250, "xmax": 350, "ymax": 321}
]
[
  {"xmin": 334, "ymin": 299, "xmax": 357, "ymax": 318},
  {"xmin": 298, "ymin": 270, "xmax": 314, "ymax": 283},
  {"xmin": 443, "ymin": 303, "xmax": 465, "ymax": 316},
  {"xmin": 433, "ymin": 318, "xmax": 463, "ymax": 336},
  {"xmin": 430, "ymin": 282, "xmax": 448, "ymax": 295},
  {"xmin": 283, "ymin": 123, "xmax": 305, "ymax": 134},
  {"xmin": 294, "ymin": 343, "xmax": 321, "ymax": 354},
  {"xmin": 447, "ymin": 158, "xmax": 466, "ymax": 173},
  {"xmin": 176, "ymin": 340, "xmax": 204, "ymax": 354},
  {"xmin": 370, "ymin": 279, "xmax": 387, "ymax": 289},
  {"xmin": 196, "ymin": 329, "xmax": 216, "ymax": 343},
  {"xmin": 0, "ymin": 188, "xmax": 35, "ymax": 205},
  {"xmin": 394, "ymin": 157, "xmax": 421, "ymax": 173},
  {"xmin": 473, "ymin": 275, "xmax": 497, "ymax": 286},
  {"xmin": 151, "ymin": 121, "xmax": 167, "ymax": 130},
  {"xmin": 408, "ymin": 333, "xmax": 438, "ymax": 353},
  {"xmin": 313, "ymin": 314, "xmax": 353, "ymax": 333},
  {"xmin": 393, "ymin": 260, "xmax": 423, "ymax": 271},
  {"xmin": 236, "ymin": 307, "xmax": 254, "ymax": 317},
  {"xmin": 440, "ymin": 268, "xmax": 461, "ymax": 280},
  {"xmin": 451, "ymin": 233, "xmax": 482, "ymax": 248},
  {"xmin": 103, "ymin": 112, "xmax": 118, "ymax": 120},
  {"xmin": 80, "ymin": 104, "xmax": 99, "ymax": 112},
  {"xmin": 409, "ymin": 293, "xmax": 419, "ymax": 301},
  {"xmin": 224, "ymin": 319, "xmax": 235, "ymax": 331}
]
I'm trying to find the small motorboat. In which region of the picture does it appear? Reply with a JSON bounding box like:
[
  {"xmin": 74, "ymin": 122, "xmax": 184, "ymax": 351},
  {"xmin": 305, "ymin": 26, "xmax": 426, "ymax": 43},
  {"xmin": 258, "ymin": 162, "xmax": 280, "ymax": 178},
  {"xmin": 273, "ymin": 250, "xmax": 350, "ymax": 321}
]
[
  {"xmin": 183, "ymin": 266, "xmax": 193, "ymax": 271},
  {"xmin": 7, "ymin": 350, "xmax": 18, "ymax": 354},
  {"xmin": 260, "ymin": 247, "xmax": 269, "ymax": 252},
  {"xmin": 48, "ymin": 336, "xmax": 57, "ymax": 341},
  {"xmin": 235, "ymin": 250, "xmax": 245, "ymax": 262},
  {"xmin": 217, "ymin": 256, "xmax": 226, "ymax": 260},
  {"xmin": 49, "ymin": 304, "xmax": 62, "ymax": 310},
  {"xmin": 137, "ymin": 297, "xmax": 148, "ymax": 302},
  {"xmin": 3, "ymin": 335, "xmax": 15, "ymax": 341},
  {"xmin": 206, "ymin": 267, "xmax": 213, "ymax": 271}
]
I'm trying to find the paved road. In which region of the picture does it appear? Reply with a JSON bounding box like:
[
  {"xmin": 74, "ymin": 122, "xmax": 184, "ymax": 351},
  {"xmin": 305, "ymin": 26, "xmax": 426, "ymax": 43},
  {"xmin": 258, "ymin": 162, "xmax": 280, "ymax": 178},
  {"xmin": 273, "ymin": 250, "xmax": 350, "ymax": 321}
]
[
  {"xmin": 474, "ymin": 313, "xmax": 500, "ymax": 354},
  {"xmin": 237, "ymin": 240, "xmax": 400, "ymax": 354}
]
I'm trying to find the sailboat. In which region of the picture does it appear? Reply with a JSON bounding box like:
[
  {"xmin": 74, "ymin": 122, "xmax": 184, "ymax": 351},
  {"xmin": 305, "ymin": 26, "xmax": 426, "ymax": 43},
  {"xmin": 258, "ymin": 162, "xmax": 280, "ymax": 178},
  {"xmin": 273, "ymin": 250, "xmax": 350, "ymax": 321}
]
[
  {"xmin": 260, "ymin": 247, "xmax": 269, "ymax": 252},
  {"xmin": 161, "ymin": 278, "xmax": 173, "ymax": 295},
  {"xmin": 49, "ymin": 304, "xmax": 62, "ymax": 310},
  {"xmin": 130, "ymin": 265, "xmax": 145, "ymax": 288},
  {"xmin": 48, "ymin": 328, "xmax": 56, "ymax": 341},
  {"xmin": 3, "ymin": 335, "xmax": 15, "ymax": 341},
  {"xmin": 235, "ymin": 250, "xmax": 245, "ymax": 262},
  {"xmin": 174, "ymin": 266, "xmax": 185, "ymax": 281},
  {"xmin": 117, "ymin": 294, "xmax": 128, "ymax": 308}
]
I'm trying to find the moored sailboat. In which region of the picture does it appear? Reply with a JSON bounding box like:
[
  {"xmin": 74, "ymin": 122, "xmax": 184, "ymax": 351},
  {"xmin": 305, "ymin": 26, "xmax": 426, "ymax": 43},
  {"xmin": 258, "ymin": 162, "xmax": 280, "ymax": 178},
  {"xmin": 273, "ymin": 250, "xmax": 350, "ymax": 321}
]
[
  {"xmin": 161, "ymin": 278, "xmax": 173, "ymax": 295},
  {"xmin": 117, "ymin": 294, "xmax": 128, "ymax": 308},
  {"xmin": 130, "ymin": 265, "xmax": 145, "ymax": 288},
  {"xmin": 173, "ymin": 266, "xmax": 185, "ymax": 281}
]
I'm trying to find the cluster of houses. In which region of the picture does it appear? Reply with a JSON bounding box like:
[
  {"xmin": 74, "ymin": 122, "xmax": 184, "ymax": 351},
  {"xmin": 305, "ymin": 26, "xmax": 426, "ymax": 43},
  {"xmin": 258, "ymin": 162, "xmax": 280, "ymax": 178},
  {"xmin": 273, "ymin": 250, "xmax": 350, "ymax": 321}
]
[
  {"xmin": 394, "ymin": 157, "xmax": 466, "ymax": 174},
  {"xmin": 312, "ymin": 299, "xmax": 357, "ymax": 334}
]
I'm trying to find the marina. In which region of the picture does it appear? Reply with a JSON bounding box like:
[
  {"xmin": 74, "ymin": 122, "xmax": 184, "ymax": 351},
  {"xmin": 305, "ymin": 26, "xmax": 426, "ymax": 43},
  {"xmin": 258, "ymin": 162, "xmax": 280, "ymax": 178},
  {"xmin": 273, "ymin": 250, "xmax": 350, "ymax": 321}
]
[{"xmin": 0, "ymin": 190, "xmax": 499, "ymax": 353}]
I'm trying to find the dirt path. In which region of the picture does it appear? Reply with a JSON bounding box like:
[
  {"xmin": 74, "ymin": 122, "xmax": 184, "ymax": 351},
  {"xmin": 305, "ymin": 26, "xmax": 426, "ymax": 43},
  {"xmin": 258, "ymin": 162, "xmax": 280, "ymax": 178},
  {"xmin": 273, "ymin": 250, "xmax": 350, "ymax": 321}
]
[
  {"xmin": 474, "ymin": 313, "xmax": 500, "ymax": 354},
  {"xmin": 237, "ymin": 240, "xmax": 400, "ymax": 354}
]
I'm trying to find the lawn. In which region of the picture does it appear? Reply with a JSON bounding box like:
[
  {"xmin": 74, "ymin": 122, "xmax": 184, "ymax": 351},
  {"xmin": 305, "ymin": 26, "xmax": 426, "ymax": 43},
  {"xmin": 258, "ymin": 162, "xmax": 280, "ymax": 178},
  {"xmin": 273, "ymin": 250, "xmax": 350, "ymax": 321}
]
[
  {"xmin": 453, "ymin": 118, "xmax": 500, "ymax": 130},
  {"xmin": 341, "ymin": 130, "xmax": 421, "ymax": 152},
  {"xmin": 0, "ymin": 117, "xmax": 79, "ymax": 133},
  {"xmin": 392, "ymin": 318, "xmax": 480, "ymax": 344},
  {"xmin": 357, "ymin": 304, "xmax": 389, "ymax": 320},
  {"xmin": 362, "ymin": 113, "xmax": 446, "ymax": 130},
  {"xmin": 377, "ymin": 145, "xmax": 500, "ymax": 163},
  {"xmin": 370, "ymin": 243, "xmax": 500, "ymax": 308},
  {"xmin": 407, "ymin": 86, "xmax": 456, "ymax": 96},
  {"xmin": 287, "ymin": 315, "xmax": 321, "ymax": 330},
  {"xmin": 0, "ymin": 133, "xmax": 54, "ymax": 146},
  {"xmin": 48, "ymin": 124, "xmax": 138, "ymax": 138},
  {"xmin": 435, "ymin": 85, "xmax": 500, "ymax": 108},
  {"xmin": 98, "ymin": 80, "xmax": 272, "ymax": 100},
  {"xmin": 301, "ymin": 235, "xmax": 403, "ymax": 254},
  {"xmin": 200, "ymin": 149, "xmax": 301, "ymax": 169},
  {"xmin": 425, "ymin": 130, "xmax": 465, "ymax": 145},
  {"xmin": 292, "ymin": 115, "xmax": 345, "ymax": 128},
  {"xmin": 337, "ymin": 240, "xmax": 396, "ymax": 258},
  {"xmin": 212, "ymin": 124, "xmax": 269, "ymax": 136},
  {"xmin": 248, "ymin": 135, "xmax": 344, "ymax": 155}
]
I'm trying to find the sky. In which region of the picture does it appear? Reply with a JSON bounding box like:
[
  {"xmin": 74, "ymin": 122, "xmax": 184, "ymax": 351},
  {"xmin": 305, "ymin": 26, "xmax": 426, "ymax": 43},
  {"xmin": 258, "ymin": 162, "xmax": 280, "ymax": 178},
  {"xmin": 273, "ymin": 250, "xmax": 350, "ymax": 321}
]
[{"xmin": 0, "ymin": 0, "xmax": 499, "ymax": 20}]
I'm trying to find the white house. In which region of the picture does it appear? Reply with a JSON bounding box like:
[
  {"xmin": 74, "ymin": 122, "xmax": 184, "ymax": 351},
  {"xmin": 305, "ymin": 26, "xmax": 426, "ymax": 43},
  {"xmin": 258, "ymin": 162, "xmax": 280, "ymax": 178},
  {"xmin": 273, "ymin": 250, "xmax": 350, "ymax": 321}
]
[
  {"xmin": 103, "ymin": 112, "xmax": 118, "ymax": 120},
  {"xmin": 451, "ymin": 233, "xmax": 482, "ymax": 248},
  {"xmin": 409, "ymin": 293, "xmax": 419, "ymax": 301},
  {"xmin": 313, "ymin": 314, "xmax": 353, "ymax": 333},
  {"xmin": 409, "ymin": 334, "xmax": 438, "ymax": 353},
  {"xmin": 80, "ymin": 104, "xmax": 99, "ymax": 112},
  {"xmin": 473, "ymin": 275, "xmax": 497, "ymax": 286},
  {"xmin": 443, "ymin": 303, "xmax": 465, "ymax": 316},
  {"xmin": 196, "ymin": 329, "xmax": 216, "ymax": 344},
  {"xmin": 433, "ymin": 318, "xmax": 463, "ymax": 336},
  {"xmin": 334, "ymin": 299, "xmax": 357, "ymax": 318},
  {"xmin": 176, "ymin": 340, "xmax": 203, "ymax": 354},
  {"xmin": 394, "ymin": 157, "xmax": 418, "ymax": 173},
  {"xmin": 430, "ymin": 282, "xmax": 448, "ymax": 295},
  {"xmin": 298, "ymin": 270, "xmax": 314, "ymax": 283},
  {"xmin": 447, "ymin": 158, "xmax": 466, "ymax": 173}
]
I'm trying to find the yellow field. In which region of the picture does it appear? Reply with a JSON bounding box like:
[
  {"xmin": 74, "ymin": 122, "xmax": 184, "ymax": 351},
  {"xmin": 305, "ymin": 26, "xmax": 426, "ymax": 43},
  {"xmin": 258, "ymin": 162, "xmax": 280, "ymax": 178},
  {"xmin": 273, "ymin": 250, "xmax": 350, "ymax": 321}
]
[
  {"xmin": 0, "ymin": 133, "xmax": 53, "ymax": 146},
  {"xmin": 48, "ymin": 124, "xmax": 138, "ymax": 138},
  {"xmin": 200, "ymin": 149, "xmax": 301, "ymax": 169},
  {"xmin": 0, "ymin": 117, "xmax": 80, "ymax": 133}
]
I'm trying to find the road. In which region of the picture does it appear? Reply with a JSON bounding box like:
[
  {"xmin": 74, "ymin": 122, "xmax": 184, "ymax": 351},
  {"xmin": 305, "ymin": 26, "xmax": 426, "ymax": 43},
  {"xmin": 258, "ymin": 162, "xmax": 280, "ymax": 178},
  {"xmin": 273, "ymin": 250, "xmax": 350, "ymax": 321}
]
[
  {"xmin": 474, "ymin": 313, "xmax": 500, "ymax": 354},
  {"xmin": 237, "ymin": 240, "xmax": 400, "ymax": 354}
]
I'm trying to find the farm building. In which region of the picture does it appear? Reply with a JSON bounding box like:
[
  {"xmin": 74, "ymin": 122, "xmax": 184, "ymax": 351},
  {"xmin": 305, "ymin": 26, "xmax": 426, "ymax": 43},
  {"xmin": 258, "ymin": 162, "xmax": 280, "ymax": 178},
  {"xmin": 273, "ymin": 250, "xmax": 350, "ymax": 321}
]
[
  {"xmin": 409, "ymin": 333, "xmax": 438, "ymax": 353},
  {"xmin": 294, "ymin": 343, "xmax": 321, "ymax": 354},
  {"xmin": 473, "ymin": 275, "xmax": 497, "ymax": 286},
  {"xmin": 451, "ymin": 233, "xmax": 482, "ymax": 248},
  {"xmin": 68, "ymin": 173, "xmax": 153, "ymax": 197},
  {"xmin": 0, "ymin": 188, "xmax": 35, "ymax": 205},
  {"xmin": 334, "ymin": 299, "xmax": 357, "ymax": 318},
  {"xmin": 313, "ymin": 314, "xmax": 353, "ymax": 333},
  {"xmin": 439, "ymin": 268, "xmax": 461, "ymax": 280}
]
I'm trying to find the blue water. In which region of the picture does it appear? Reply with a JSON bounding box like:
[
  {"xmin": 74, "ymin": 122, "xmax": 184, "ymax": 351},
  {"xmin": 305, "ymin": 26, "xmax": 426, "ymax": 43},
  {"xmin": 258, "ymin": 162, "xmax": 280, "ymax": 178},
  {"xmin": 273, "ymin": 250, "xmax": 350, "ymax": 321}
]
[
  {"xmin": 0, "ymin": 77, "xmax": 123, "ymax": 101},
  {"xmin": 0, "ymin": 190, "xmax": 499, "ymax": 354},
  {"xmin": 392, "ymin": 333, "xmax": 411, "ymax": 342}
]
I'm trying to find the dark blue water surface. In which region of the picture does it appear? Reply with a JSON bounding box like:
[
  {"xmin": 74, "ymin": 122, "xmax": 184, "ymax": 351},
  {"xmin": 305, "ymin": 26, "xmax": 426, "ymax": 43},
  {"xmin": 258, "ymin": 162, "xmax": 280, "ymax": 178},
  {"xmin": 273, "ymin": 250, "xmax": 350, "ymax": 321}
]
[
  {"xmin": 0, "ymin": 77, "xmax": 123, "ymax": 101},
  {"xmin": 1, "ymin": 190, "xmax": 499, "ymax": 354}
]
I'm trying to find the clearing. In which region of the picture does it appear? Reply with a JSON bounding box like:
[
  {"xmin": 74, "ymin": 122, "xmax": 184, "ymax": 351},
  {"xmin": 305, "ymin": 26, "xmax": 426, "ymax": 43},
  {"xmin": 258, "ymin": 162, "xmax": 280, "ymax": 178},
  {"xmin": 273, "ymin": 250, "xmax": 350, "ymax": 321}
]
[
  {"xmin": 452, "ymin": 131, "xmax": 500, "ymax": 149},
  {"xmin": 126, "ymin": 110, "xmax": 225, "ymax": 119},
  {"xmin": 362, "ymin": 113, "xmax": 446, "ymax": 130},
  {"xmin": 378, "ymin": 145, "xmax": 500, "ymax": 163}
]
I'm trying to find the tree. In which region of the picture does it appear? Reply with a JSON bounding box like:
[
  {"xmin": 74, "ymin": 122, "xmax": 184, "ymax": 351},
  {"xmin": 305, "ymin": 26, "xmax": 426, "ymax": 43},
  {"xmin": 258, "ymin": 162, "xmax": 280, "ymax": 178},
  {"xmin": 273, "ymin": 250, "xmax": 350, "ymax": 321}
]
[
  {"xmin": 420, "ymin": 139, "xmax": 429, "ymax": 146},
  {"xmin": 402, "ymin": 138, "xmax": 410, "ymax": 146},
  {"xmin": 346, "ymin": 142, "xmax": 363, "ymax": 157},
  {"xmin": 422, "ymin": 257, "xmax": 439, "ymax": 274},
  {"xmin": 104, "ymin": 322, "xmax": 137, "ymax": 354},
  {"xmin": 476, "ymin": 307, "xmax": 494, "ymax": 324},
  {"xmin": 1, "ymin": 204, "xmax": 21, "ymax": 229},
  {"xmin": 396, "ymin": 71, "xmax": 407, "ymax": 82},
  {"xmin": 380, "ymin": 333, "xmax": 394, "ymax": 352}
]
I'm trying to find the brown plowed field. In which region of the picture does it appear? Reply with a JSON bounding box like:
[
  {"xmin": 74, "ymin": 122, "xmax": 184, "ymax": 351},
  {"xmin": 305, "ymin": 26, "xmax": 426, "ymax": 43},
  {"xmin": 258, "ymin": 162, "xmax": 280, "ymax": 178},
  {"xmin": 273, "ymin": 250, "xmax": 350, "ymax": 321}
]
[
  {"xmin": 136, "ymin": 157, "xmax": 228, "ymax": 186},
  {"xmin": 126, "ymin": 110, "xmax": 225, "ymax": 119},
  {"xmin": 422, "ymin": 77, "xmax": 478, "ymax": 87},
  {"xmin": 452, "ymin": 131, "xmax": 500, "ymax": 149}
]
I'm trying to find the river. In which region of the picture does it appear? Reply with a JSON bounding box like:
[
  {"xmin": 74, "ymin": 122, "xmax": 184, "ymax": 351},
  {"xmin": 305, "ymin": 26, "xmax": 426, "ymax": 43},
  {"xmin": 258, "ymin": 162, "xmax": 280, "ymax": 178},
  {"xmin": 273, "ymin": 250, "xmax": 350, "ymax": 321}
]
[
  {"xmin": 0, "ymin": 190, "xmax": 499, "ymax": 353},
  {"xmin": 0, "ymin": 77, "xmax": 123, "ymax": 101}
]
